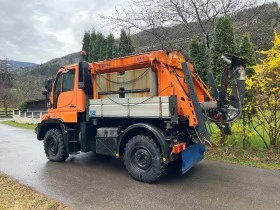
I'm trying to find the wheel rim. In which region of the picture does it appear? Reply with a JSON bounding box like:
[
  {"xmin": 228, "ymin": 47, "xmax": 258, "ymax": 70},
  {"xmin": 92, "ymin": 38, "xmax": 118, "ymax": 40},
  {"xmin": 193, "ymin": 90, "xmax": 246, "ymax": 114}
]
[
  {"xmin": 47, "ymin": 137, "xmax": 58, "ymax": 156},
  {"xmin": 131, "ymin": 147, "xmax": 152, "ymax": 171}
]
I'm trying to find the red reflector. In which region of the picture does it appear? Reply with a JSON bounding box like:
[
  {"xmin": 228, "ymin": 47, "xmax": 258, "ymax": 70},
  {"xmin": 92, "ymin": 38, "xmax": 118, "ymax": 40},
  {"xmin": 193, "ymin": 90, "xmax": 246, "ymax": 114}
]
[{"xmin": 172, "ymin": 143, "xmax": 187, "ymax": 154}]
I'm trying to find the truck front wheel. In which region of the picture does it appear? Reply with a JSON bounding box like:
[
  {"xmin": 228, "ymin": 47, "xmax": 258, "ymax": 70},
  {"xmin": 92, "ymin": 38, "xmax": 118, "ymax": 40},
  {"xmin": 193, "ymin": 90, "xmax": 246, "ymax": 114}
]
[
  {"xmin": 44, "ymin": 128, "xmax": 69, "ymax": 162},
  {"xmin": 124, "ymin": 135, "xmax": 166, "ymax": 183}
]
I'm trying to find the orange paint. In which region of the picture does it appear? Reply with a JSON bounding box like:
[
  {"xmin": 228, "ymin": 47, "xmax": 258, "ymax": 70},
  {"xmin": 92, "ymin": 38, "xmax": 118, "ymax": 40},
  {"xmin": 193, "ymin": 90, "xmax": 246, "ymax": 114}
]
[
  {"xmin": 43, "ymin": 50, "xmax": 214, "ymax": 127},
  {"xmin": 44, "ymin": 65, "xmax": 85, "ymax": 123}
]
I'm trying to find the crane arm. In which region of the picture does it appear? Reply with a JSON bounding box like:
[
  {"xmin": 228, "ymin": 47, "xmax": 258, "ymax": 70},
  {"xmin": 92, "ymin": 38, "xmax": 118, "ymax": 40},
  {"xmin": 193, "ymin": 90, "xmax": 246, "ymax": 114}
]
[{"xmin": 89, "ymin": 50, "xmax": 168, "ymax": 74}]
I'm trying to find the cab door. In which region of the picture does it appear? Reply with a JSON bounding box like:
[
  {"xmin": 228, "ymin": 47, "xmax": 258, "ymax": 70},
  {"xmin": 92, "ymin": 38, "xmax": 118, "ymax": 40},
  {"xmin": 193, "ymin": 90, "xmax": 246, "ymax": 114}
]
[{"xmin": 50, "ymin": 68, "xmax": 77, "ymax": 122}]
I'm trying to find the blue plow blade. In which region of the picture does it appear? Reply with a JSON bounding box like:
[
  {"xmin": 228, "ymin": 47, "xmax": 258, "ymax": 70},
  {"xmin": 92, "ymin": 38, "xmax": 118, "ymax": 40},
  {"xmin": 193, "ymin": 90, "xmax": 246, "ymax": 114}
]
[{"xmin": 181, "ymin": 143, "xmax": 206, "ymax": 174}]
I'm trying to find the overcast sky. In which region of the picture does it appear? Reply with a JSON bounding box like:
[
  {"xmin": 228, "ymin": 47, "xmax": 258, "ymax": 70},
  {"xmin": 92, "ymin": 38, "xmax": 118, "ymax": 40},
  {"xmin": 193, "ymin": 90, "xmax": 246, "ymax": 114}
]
[
  {"xmin": 0, "ymin": 0, "xmax": 126, "ymax": 63},
  {"xmin": 1, "ymin": 0, "xmax": 278, "ymax": 64}
]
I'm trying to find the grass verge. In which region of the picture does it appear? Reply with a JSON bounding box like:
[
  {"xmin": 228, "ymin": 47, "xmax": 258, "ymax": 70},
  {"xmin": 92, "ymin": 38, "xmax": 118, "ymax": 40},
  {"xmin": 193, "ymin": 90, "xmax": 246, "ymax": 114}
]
[
  {"xmin": 0, "ymin": 172, "xmax": 72, "ymax": 210},
  {"xmin": 1, "ymin": 120, "xmax": 36, "ymax": 129},
  {"xmin": 205, "ymin": 147, "xmax": 280, "ymax": 170}
]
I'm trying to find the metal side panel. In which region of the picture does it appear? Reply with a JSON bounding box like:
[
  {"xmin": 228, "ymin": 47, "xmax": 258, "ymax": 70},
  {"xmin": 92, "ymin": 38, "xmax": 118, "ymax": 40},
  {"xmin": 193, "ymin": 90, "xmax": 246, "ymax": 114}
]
[{"xmin": 88, "ymin": 96, "xmax": 172, "ymax": 118}]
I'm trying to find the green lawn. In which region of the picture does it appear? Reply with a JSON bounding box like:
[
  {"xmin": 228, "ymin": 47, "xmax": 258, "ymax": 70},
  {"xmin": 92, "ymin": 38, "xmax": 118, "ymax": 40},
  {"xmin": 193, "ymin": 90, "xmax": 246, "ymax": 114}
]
[
  {"xmin": 203, "ymin": 119, "xmax": 280, "ymax": 170},
  {"xmin": 205, "ymin": 148, "xmax": 280, "ymax": 170},
  {"xmin": 0, "ymin": 108, "xmax": 14, "ymax": 111},
  {"xmin": 207, "ymin": 120, "xmax": 270, "ymax": 149},
  {"xmin": 1, "ymin": 120, "xmax": 36, "ymax": 129}
]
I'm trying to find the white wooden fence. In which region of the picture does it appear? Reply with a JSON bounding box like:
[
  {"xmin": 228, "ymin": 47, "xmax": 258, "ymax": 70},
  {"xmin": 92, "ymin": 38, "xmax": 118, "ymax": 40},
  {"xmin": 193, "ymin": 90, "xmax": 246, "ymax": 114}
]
[{"xmin": 13, "ymin": 110, "xmax": 47, "ymax": 124}]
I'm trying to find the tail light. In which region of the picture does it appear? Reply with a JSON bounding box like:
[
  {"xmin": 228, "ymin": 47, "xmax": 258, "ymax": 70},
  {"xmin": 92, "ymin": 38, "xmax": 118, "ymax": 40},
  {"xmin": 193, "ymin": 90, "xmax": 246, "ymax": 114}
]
[{"xmin": 172, "ymin": 142, "xmax": 187, "ymax": 154}]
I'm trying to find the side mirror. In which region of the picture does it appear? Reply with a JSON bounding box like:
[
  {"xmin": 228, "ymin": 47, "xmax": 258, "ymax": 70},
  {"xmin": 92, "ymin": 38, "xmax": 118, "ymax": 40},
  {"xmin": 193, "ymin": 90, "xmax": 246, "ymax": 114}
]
[
  {"xmin": 43, "ymin": 79, "xmax": 53, "ymax": 108},
  {"xmin": 78, "ymin": 61, "xmax": 93, "ymax": 95},
  {"xmin": 45, "ymin": 79, "xmax": 53, "ymax": 92}
]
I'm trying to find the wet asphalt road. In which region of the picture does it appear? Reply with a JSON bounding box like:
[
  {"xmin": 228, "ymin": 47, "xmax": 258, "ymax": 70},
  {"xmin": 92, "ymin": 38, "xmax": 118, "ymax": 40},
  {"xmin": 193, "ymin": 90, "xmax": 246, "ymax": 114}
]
[{"xmin": 0, "ymin": 123, "xmax": 280, "ymax": 210}]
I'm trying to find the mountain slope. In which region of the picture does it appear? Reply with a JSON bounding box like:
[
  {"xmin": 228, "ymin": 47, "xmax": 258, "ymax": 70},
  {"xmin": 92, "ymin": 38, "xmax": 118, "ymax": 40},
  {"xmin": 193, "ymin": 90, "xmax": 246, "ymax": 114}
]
[
  {"xmin": 25, "ymin": 3, "xmax": 280, "ymax": 77},
  {"xmin": 24, "ymin": 51, "xmax": 81, "ymax": 76},
  {"xmin": 0, "ymin": 60, "xmax": 37, "ymax": 70},
  {"xmin": 131, "ymin": 3, "xmax": 280, "ymax": 54}
]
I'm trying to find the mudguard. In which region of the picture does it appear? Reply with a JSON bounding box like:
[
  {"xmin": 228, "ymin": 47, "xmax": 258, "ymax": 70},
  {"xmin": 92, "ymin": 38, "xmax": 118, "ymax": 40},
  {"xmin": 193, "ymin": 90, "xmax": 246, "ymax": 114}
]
[{"xmin": 181, "ymin": 143, "xmax": 205, "ymax": 174}]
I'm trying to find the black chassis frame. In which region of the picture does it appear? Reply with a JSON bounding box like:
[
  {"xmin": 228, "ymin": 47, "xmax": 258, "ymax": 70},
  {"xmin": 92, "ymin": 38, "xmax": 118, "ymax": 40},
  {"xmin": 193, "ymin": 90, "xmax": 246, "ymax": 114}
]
[{"xmin": 35, "ymin": 117, "xmax": 193, "ymax": 163}]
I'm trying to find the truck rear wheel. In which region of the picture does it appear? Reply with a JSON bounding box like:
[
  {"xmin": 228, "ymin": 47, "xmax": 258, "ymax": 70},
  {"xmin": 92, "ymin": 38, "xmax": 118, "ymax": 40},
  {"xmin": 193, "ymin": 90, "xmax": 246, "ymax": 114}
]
[
  {"xmin": 44, "ymin": 128, "xmax": 69, "ymax": 162},
  {"xmin": 124, "ymin": 135, "xmax": 166, "ymax": 183}
]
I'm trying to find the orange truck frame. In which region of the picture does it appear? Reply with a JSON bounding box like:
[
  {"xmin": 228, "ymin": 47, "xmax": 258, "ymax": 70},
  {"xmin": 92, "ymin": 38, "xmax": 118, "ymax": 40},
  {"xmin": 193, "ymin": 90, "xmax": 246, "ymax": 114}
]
[{"xmin": 36, "ymin": 50, "xmax": 246, "ymax": 183}]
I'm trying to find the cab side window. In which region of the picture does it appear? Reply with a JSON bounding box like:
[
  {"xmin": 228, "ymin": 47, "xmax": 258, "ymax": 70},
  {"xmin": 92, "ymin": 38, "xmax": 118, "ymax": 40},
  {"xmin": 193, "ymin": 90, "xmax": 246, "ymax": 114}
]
[
  {"xmin": 53, "ymin": 73, "xmax": 63, "ymax": 109},
  {"xmin": 62, "ymin": 70, "xmax": 75, "ymax": 92}
]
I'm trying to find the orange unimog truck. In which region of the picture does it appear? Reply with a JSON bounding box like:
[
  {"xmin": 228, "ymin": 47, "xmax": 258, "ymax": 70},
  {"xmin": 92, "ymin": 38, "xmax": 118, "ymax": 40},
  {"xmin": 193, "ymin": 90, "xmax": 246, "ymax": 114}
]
[{"xmin": 36, "ymin": 50, "xmax": 246, "ymax": 183}]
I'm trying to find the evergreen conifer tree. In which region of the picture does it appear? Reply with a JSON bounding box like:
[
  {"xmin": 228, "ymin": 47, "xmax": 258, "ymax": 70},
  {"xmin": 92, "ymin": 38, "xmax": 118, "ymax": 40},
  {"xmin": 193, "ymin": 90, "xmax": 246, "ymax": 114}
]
[
  {"xmin": 82, "ymin": 31, "xmax": 90, "ymax": 61},
  {"xmin": 239, "ymin": 33, "xmax": 257, "ymax": 149},
  {"xmin": 119, "ymin": 29, "xmax": 134, "ymax": 57},
  {"xmin": 100, "ymin": 35, "xmax": 107, "ymax": 61},
  {"xmin": 210, "ymin": 17, "xmax": 236, "ymax": 83},
  {"xmin": 119, "ymin": 29, "xmax": 127, "ymax": 57},
  {"xmin": 209, "ymin": 17, "xmax": 236, "ymax": 146},
  {"xmin": 94, "ymin": 32, "xmax": 104, "ymax": 61},
  {"xmin": 125, "ymin": 32, "xmax": 134, "ymax": 55},
  {"xmin": 189, "ymin": 39, "xmax": 208, "ymax": 81},
  {"xmin": 239, "ymin": 33, "xmax": 256, "ymax": 77},
  {"xmin": 112, "ymin": 44, "xmax": 119, "ymax": 58},
  {"xmin": 106, "ymin": 34, "xmax": 115, "ymax": 59},
  {"xmin": 88, "ymin": 29, "xmax": 96, "ymax": 62}
]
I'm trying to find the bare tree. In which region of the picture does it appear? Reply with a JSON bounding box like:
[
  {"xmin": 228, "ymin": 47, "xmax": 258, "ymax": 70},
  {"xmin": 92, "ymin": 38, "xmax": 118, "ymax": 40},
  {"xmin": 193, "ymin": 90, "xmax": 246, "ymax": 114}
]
[
  {"xmin": 101, "ymin": 0, "xmax": 264, "ymax": 51},
  {"xmin": 0, "ymin": 59, "xmax": 13, "ymax": 88},
  {"xmin": 13, "ymin": 74, "xmax": 46, "ymax": 100},
  {"xmin": 0, "ymin": 59, "xmax": 16, "ymax": 113},
  {"xmin": 0, "ymin": 88, "xmax": 17, "ymax": 113}
]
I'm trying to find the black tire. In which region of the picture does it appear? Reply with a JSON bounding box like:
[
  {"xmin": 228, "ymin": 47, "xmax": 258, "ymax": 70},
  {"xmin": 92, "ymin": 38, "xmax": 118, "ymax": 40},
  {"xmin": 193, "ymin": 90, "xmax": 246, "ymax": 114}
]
[
  {"xmin": 44, "ymin": 128, "xmax": 69, "ymax": 162},
  {"xmin": 124, "ymin": 135, "xmax": 166, "ymax": 183}
]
